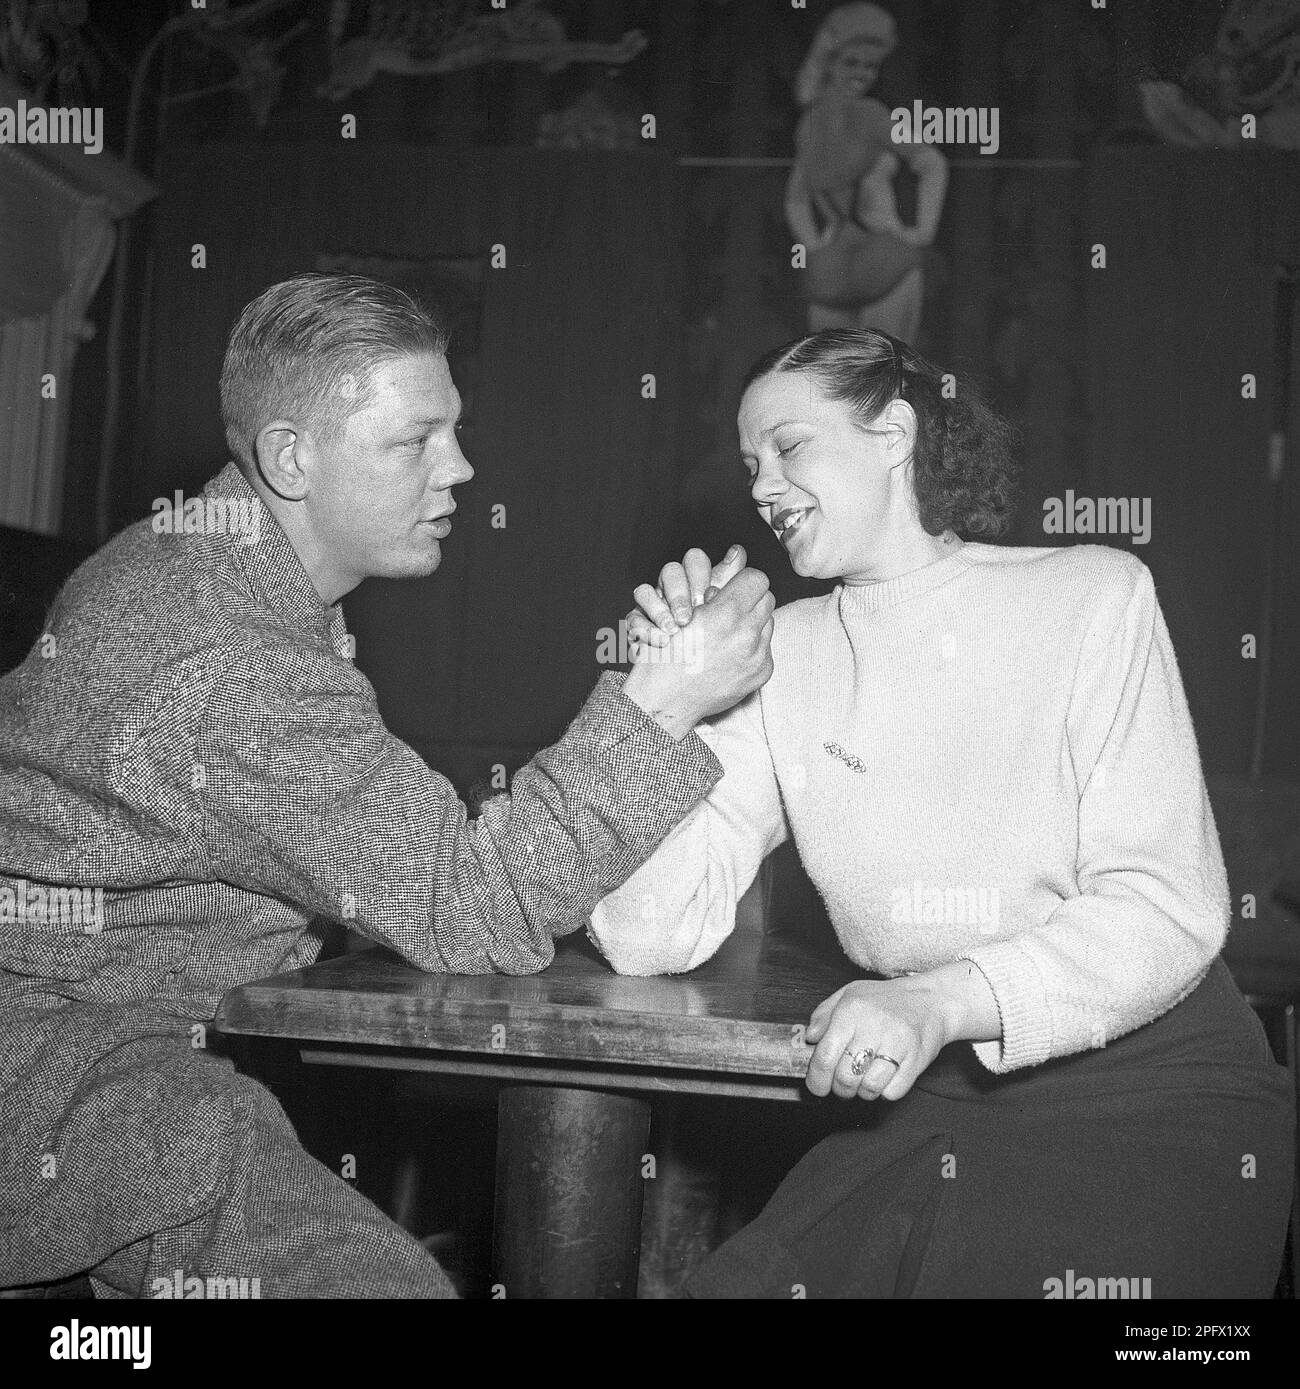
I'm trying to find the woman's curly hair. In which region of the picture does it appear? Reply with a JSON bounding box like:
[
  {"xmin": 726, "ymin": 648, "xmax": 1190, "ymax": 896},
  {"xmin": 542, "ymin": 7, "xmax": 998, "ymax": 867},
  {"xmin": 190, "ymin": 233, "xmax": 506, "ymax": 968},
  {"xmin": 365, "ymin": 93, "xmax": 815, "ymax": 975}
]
[{"xmin": 740, "ymin": 328, "xmax": 1019, "ymax": 539}]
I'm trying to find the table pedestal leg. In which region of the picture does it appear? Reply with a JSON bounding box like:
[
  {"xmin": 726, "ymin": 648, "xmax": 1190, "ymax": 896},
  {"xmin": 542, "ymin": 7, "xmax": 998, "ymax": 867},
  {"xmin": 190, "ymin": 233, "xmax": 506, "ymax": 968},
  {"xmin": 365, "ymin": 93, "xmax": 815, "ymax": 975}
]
[
  {"xmin": 637, "ymin": 1096, "xmax": 722, "ymax": 1298},
  {"xmin": 492, "ymin": 1084, "xmax": 651, "ymax": 1298}
]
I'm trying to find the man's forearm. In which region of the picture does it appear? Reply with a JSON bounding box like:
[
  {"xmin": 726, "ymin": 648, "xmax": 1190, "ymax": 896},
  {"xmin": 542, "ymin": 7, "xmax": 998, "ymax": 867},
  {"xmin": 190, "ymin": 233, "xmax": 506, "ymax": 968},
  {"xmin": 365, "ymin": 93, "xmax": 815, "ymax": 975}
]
[{"xmin": 407, "ymin": 672, "xmax": 723, "ymax": 973}]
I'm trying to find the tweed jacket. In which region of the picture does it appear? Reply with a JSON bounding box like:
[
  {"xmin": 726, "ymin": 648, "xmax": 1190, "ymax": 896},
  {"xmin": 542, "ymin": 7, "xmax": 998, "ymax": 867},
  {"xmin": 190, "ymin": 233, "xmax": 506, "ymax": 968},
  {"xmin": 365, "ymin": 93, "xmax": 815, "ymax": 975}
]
[{"xmin": 0, "ymin": 462, "xmax": 720, "ymax": 1280}]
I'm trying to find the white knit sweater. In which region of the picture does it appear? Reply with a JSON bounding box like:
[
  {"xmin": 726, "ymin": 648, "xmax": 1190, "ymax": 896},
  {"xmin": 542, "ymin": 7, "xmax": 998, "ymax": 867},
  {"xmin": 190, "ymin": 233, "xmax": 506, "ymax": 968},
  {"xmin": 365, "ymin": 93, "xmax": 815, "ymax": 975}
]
[{"xmin": 588, "ymin": 542, "xmax": 1230, "ymax": 1074}]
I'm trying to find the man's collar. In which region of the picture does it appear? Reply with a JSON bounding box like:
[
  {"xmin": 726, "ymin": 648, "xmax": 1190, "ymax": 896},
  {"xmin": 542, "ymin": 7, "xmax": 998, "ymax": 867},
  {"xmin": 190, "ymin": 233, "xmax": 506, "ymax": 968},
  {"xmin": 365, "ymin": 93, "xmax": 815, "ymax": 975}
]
[{"xmin": 202, "ymin": 462, "xmax": 348, "ymax": 649}]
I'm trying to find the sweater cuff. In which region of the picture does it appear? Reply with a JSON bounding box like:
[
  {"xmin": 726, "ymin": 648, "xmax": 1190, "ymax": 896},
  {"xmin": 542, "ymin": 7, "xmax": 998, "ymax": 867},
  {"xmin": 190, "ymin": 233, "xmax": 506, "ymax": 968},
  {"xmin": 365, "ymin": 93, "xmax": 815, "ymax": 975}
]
[{"xmin": 956, "ymin": 941, "xmax": 1054, "ymax": 1074}]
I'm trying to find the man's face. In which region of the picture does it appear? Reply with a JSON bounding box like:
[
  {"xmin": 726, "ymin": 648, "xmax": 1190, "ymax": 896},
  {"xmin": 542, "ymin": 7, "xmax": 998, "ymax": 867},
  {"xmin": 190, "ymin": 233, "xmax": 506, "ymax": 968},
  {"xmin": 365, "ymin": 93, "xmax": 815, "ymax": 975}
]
[{"xmin": 300, "ymin": 352, "xmax": 472, "ymax": 597}]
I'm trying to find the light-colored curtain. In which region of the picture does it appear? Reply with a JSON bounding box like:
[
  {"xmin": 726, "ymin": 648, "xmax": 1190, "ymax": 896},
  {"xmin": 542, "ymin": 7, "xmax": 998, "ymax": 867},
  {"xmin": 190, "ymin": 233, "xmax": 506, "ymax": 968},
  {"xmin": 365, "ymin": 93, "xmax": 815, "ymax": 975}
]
[
  {"xmin": 0, "ymin": 145, "xmax": 76, "ymax": 320},
  {"xmin": 0, "ymin": 151, "xmax": 116, "ymax": 534}
]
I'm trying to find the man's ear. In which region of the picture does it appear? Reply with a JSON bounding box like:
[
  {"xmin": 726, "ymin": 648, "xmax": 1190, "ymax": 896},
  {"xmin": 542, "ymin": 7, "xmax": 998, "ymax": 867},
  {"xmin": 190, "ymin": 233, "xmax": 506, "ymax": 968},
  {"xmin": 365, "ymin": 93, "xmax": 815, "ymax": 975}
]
[{"xmin": 253, "ymin": 421, "xmax": 309, "ymax": 501}]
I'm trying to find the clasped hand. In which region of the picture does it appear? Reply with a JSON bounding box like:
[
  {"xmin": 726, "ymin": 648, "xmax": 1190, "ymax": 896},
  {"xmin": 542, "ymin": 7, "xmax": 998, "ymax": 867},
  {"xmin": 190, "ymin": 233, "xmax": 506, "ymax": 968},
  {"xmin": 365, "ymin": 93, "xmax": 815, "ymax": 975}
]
[{"xmin": 620, "ymin": 546, "xmax": 776, "ymax": 738}]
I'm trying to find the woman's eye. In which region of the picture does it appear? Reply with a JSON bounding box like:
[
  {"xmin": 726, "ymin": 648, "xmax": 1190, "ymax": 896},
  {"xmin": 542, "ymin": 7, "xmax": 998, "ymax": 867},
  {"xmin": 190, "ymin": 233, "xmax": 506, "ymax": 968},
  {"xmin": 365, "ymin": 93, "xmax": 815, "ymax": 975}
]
[
  {"xmin": 777, "ymin": 441, "xmax": 801, "ymax": 459},
  {"xmin": 405, "ymin": 436, "xmax": 428, "ymax": 449}
]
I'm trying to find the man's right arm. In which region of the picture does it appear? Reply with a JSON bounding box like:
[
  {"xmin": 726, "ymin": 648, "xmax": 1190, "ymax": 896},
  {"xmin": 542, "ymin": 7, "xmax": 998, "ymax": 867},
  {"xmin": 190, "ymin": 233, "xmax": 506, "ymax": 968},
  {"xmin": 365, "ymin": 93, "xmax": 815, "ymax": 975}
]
[{"xmin": 198, "ymin": 576, "xmax": 771, "ymax": 975}]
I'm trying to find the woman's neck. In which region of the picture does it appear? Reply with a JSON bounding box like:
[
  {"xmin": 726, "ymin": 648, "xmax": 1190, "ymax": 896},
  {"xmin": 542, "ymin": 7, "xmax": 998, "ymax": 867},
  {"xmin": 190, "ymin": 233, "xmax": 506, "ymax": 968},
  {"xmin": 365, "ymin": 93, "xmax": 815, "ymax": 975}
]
[{"xmin": 842, "ymin": 529, "xmax": 963, "ymax": 587}]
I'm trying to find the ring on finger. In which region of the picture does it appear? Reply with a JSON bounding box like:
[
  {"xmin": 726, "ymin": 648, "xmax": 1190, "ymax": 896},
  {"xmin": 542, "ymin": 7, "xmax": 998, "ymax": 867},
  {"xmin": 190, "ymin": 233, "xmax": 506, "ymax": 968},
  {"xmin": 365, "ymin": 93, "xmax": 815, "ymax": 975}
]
[{"xmin": 848, "ymin": 1048, "xmax": 876, "ymax": 1077}]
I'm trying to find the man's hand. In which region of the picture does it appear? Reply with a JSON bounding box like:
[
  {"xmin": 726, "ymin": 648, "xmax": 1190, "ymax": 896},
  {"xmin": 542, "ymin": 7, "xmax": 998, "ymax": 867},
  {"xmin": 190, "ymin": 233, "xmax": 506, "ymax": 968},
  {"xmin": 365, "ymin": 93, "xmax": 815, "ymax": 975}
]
[{"xmin": 622, "ymin": 548, "xmax": 775, "ymax": 740}]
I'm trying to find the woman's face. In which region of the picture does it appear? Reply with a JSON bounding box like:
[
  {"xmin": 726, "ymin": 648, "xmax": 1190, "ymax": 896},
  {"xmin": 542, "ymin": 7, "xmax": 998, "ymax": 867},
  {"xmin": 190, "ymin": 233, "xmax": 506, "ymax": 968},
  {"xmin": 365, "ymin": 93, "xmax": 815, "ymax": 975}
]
[
  {"xmin": 738, "ymin": 369, "xmax": 911, "ymax": 584},
  {"xmin": 825, "ymin": 39, "xmax": 883, "ymax": 98}
]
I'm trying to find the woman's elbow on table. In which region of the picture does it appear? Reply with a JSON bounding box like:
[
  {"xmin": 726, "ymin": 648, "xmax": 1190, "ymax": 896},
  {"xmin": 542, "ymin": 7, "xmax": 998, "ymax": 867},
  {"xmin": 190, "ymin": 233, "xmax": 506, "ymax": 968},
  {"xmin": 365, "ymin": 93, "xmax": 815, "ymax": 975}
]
[{"xmin": 586, "ymin": 904, "xmax": 719, "ymax": 978}]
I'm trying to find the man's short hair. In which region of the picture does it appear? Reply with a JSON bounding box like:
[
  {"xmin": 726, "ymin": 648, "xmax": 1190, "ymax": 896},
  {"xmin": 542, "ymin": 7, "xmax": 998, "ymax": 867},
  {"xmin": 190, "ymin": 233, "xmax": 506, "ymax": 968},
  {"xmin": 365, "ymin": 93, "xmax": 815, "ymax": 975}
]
[{"xmin": 219, "ymin": 273, "xmax": 449, "ymax": 472}]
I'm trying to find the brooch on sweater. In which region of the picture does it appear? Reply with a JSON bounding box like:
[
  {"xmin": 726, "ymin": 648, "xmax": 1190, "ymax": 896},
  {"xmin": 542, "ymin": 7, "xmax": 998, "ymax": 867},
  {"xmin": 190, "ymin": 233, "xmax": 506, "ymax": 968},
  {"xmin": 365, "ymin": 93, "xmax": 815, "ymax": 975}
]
[{"xmin": 824, "ymin": 741, "xmax": 868, "ymax": 774}]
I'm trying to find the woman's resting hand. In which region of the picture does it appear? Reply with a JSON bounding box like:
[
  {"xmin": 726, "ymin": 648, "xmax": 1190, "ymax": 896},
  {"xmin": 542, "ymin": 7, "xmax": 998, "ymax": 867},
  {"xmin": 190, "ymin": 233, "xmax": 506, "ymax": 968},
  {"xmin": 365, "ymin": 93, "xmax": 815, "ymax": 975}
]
[{"xmin": 804, "ymin": 962, "xmax": 1001, "ymax": 1102}]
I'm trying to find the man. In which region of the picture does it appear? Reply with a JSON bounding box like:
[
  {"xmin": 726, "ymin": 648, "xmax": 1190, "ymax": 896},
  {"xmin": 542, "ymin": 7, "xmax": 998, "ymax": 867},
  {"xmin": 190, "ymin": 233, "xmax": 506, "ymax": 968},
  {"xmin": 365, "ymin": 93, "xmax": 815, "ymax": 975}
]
[{"xmin": 0, "ymin": 274, "xmax": 775, "ymax": 1297}]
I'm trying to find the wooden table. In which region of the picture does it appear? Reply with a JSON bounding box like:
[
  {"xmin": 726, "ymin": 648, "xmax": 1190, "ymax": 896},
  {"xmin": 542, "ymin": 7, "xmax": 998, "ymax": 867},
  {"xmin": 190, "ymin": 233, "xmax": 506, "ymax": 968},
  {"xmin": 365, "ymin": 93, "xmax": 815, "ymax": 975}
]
[{"xmin": 214, "ymin": 927, "xmax": 857, "ymax": 1298}]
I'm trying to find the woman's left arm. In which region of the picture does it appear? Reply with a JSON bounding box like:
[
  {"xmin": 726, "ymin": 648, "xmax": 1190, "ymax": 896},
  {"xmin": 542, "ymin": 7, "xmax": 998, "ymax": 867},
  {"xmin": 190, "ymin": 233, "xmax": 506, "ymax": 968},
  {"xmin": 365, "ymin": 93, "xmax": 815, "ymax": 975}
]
[
  {"xmin": 955, "ymin": 556, "xmax": 1229, "ymax": 1074},
  {"xmin": 805, "ymin": 556, "xmax": 1227, "ymax": 1098}
]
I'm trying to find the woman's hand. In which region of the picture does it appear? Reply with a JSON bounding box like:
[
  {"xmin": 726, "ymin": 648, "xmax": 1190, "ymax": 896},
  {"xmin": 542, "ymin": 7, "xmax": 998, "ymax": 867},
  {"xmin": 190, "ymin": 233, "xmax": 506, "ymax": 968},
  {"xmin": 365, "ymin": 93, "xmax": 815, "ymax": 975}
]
[
  {"xmin": 803, "ymin": 962, "xmax": 1000, "ymax": 1102},
  {"xmin": 626, "ymin": 545, "xmax": 748, "ymax": 656},
  {"xmin": 804, "ymin": 977, "xmax": 950, "ymax": 1102}
]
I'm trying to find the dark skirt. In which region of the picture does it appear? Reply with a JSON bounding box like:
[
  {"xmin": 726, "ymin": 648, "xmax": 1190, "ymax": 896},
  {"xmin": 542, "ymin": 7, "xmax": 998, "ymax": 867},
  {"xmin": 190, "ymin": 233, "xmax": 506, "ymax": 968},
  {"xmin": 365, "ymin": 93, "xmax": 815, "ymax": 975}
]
[{"xmin": 686, "ymin": 958, "xmax": 1296, "ymax": 1299}]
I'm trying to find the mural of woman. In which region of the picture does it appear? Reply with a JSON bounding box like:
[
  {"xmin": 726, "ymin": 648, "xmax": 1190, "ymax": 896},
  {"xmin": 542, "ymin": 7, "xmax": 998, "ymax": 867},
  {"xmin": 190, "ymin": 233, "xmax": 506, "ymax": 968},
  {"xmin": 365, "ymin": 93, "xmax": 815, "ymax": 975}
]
[{"xmin": 785, "ymin": 3, "xmax": 947, "ymax": 342}]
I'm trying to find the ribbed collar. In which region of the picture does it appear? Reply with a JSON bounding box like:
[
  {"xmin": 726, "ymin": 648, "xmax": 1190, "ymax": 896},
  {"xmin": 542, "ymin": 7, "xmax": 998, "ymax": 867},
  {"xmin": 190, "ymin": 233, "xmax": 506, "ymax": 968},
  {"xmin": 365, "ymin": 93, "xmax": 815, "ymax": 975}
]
[
  {"xmin": 201, "ymin": 462, "xmax": 349, "ymax": 652},
  {"xmin": 837, "ymin": 544, "xmax": 975, "ymax": 615}
]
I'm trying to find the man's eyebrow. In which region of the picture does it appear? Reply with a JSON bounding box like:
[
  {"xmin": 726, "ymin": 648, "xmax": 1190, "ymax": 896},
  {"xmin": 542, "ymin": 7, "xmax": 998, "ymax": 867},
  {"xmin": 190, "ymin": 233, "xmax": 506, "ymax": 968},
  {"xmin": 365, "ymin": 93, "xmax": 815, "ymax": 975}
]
[{"xmin": 400, "ymin": 411, "xmax": 462, "ymax": 429}]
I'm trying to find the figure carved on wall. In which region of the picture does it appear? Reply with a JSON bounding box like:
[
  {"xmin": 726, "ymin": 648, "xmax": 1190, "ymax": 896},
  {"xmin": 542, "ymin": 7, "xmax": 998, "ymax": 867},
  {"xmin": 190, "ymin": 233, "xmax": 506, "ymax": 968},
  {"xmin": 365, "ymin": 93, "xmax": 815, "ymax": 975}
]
[
  {"xmin": 0, "ymin": 0, "xmax": 97, "ymax": 105},
  {"xmin": 320, "ymin": 0, "xmax": 647, "ymax": 101},
  {"xmin": 536, "ymin": 87, "xmax": 642, "ymax": 150},
  {"xmin": 785, "ymin": 2, "xmax": 947, "ymax": 342},
  {"xmin": 1141, "ymin": 0, "xmax": 1300, "ymax": 148}
]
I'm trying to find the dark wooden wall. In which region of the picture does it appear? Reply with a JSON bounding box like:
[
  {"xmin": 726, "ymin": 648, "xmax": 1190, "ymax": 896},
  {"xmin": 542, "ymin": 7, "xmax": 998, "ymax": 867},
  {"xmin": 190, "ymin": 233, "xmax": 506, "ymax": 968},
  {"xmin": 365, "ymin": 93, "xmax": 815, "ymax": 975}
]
[{"xmin": 47, "ymin": 0, "xmax": 1295, "ymax": 785}]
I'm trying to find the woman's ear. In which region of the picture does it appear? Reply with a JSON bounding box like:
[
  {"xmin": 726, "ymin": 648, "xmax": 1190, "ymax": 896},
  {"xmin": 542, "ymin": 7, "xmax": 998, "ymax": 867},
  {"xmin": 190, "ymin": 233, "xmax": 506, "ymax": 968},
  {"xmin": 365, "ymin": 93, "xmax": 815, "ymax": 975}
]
[{"xmin": 880, "ymin": 397, "xmax": 918, "ymax": 456}]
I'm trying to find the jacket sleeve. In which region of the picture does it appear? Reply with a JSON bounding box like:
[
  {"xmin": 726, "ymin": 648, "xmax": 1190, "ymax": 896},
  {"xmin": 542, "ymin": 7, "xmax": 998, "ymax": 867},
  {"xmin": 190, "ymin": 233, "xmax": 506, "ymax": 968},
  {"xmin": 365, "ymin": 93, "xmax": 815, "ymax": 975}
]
[{"xmin": 198, "ymin": 643, "xmax": 722, "ymax": 975}]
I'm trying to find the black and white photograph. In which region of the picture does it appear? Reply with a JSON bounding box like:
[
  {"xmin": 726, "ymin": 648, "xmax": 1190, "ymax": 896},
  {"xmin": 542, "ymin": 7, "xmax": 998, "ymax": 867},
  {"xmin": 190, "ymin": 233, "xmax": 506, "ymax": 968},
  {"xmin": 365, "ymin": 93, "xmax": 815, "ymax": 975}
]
[{"xmin": 0, "ymin": 0, "xmax": 1298, "ymax": 1355}]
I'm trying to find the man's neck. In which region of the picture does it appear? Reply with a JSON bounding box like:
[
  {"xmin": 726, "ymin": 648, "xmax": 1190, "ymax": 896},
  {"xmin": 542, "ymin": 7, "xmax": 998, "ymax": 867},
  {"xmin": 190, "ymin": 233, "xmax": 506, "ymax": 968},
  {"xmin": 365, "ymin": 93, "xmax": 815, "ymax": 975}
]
[{"xmin": 242, "ymin": 468, "xmax": 353, "ymax": 607}]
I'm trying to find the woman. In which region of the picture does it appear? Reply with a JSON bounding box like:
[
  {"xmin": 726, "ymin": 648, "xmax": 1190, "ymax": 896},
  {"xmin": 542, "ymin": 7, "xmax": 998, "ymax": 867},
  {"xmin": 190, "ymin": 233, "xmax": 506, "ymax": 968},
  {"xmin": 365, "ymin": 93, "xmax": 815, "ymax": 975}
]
[
  {"xmin": 589, "ymin": 328, "xmax": 1295, "ymax": 1298},
  {"xmin": 785, "ymin": 3, "xmax": 947, "ymax": 342}
]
